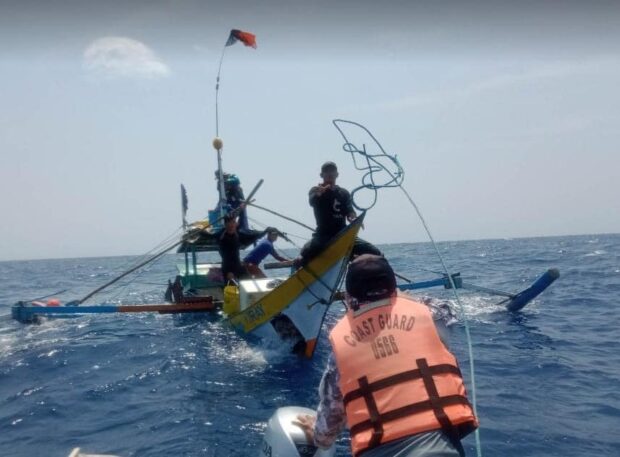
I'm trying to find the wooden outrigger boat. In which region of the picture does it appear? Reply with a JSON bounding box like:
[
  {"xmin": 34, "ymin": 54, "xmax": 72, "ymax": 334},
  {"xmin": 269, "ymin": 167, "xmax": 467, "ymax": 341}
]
[
  {"xmin": 9, "ymin": 120, "xmax": 559, "ymax": 355},
  {"xmin": 9, "ymin": 216, "xmax": 364, "ymax": 359}
]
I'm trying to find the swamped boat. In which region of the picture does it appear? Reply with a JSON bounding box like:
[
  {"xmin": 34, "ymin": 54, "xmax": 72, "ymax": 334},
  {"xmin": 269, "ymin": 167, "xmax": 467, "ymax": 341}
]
[
  {"xmin": 226, "ymin": 216, "xmax": 363, "ymax": 357},
  {"xmin": 163, "ymin": 174, "xmax": 364, "ymax": 356}
]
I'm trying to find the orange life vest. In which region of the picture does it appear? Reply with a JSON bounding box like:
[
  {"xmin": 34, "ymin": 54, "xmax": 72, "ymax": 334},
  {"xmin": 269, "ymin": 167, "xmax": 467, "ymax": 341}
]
[{"xmin": 329, "ymin": 294, "xmax": 478, "ymax": 456}]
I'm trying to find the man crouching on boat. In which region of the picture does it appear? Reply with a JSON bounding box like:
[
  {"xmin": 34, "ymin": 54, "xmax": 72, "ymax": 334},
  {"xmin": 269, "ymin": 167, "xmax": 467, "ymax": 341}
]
[
  {"xmin": 218, "ymin": 213, "xmax": 275, "ymax": 282},
  {"xmin": 242, "ymin": 228, "xmax": 289, "ymax": 278},
  {"xmin": 296, "ymin": 161, "xmax": 380, "ymax": 266},
  {"xmin": 294, "ymin": 254, "xmax": 478, "ymax": 457}
]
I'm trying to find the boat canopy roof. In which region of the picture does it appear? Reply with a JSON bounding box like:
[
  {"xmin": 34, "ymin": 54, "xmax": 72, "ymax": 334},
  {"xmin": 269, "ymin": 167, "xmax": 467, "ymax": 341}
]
[{"xmin": 177, "ymin": 228, "xmax": 267, "ymax": 253}]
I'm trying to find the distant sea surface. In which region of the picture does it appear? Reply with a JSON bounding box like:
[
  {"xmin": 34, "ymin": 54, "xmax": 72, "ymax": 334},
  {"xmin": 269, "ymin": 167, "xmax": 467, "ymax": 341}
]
[{"xmin": 1, "ymin": 234, "xmax": 619, "ymax": 457}]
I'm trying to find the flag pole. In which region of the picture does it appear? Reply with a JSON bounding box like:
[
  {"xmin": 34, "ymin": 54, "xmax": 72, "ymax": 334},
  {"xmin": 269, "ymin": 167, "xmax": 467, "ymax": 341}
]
[
  {"xmin": 213, "ymin": 30, "xmax": 257, "ymax": 219},
  {"xmin": 215, "ymin": 45, "xmax": 228, "ymax": 139},
  {"xmin": 215, "ymin": 43, "xmax": 228, "ymax": 216}
]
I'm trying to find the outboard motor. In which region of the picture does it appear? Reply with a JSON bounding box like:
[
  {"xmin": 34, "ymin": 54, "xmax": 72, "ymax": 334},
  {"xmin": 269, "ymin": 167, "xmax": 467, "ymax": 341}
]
[{"xmin": 260, "ymin": 406, "xmax": 336, "ymax": 457}]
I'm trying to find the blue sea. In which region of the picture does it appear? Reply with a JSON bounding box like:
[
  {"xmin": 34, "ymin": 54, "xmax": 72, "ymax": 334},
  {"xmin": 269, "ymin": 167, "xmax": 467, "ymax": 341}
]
[{"xmin": 1, "ymin": 234, "xmax": 619, "ymax": 457}]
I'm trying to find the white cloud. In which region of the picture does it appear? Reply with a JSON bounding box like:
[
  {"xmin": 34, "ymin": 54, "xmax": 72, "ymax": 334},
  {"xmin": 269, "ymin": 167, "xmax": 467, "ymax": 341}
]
[
  {"xmin": 364, "ymin": 55, "xmax": 620, "ymax": 113},
  {"xmin": 83, "ymin": 36, "xmax": 170, "ymax": 80}
]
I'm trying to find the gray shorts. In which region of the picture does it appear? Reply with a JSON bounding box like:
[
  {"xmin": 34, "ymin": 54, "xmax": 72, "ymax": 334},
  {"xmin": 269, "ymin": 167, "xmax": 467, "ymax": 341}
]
[{"xmin": 359, "ymin": 430, "xmax": 462, "ymax": 457}]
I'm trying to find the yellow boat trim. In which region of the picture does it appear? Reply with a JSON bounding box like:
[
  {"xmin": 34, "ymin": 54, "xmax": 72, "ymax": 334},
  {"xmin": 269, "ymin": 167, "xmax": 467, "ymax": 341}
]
[{"xmin": 228, "ymin": 218, "xmax": 363, "ymax": 333}]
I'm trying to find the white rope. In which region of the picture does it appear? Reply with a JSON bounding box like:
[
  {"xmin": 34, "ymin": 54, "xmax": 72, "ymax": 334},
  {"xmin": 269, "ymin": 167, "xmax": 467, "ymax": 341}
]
[
  {"xmin": 333, "ymin": 119, "xmax": 482, "ymax": 457},
  {"xmin": 398, "ymin": 185, "xmax": 483, "ymax": 457}
]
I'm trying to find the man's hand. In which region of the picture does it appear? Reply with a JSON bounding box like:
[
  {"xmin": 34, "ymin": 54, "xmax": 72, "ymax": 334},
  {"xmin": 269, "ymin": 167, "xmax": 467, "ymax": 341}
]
[
  {"xmin": 292, "ymin": 414, "xmax": 316, "ymax": 444},
  {"xmin": 316, "ymin": 183, "xmax": 332, "ymax": 196}
]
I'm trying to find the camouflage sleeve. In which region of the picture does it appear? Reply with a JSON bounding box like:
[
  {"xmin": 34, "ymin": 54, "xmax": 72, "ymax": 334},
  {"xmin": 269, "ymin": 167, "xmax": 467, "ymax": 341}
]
[
  {"xmin": 421, "ymin": 295, "xmax": 458, "ymax": 348},
  {"xmin": 313, "ymin": 354, "xmax": 347, "ymax": 448}
]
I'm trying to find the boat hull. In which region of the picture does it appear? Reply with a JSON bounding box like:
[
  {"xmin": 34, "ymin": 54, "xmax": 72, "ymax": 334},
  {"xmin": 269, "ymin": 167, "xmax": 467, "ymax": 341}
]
[{"xmin": 227, "ymin": 217, "xmax": 363, "ymax": 357}]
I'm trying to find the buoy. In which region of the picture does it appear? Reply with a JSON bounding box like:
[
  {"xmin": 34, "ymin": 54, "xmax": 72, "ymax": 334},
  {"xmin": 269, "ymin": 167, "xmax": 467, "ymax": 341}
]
[
  {"xmin": 213, "ymin": 137, "xmax": 223, "ymax": 150},
  {"xmin": 47, "ymin": 298, "xmax": 61, "ymax": 307}
]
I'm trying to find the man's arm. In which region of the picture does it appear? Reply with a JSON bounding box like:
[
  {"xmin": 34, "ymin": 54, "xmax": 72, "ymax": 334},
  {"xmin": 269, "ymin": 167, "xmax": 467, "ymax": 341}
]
[
  {"xmin": 293, "ymin": 354, "xmax": 346, "ymax": 449},
  {"xmin": 341, "ymin": 188, "xmax": 356, "ymax": 222},
  {"xmin": 313, "ymin": 354, "xmax": 347, "ymax": 448},
  {"xmin": 308, "ymin": 186, "xmax": 321, "ymax": 206},
  {"xmin": 309, "ymin": 185, "xmax": 331, "ymax": 206},
  {"xmin": 270, "ymin": 247, "xmax": 288, "ymax": 262}
]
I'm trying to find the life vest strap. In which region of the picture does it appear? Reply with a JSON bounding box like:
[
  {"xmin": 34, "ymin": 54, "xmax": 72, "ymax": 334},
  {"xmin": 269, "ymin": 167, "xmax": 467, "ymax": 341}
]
[
  {"xmin": 349, "ymin": 394, "xmax": 471, "ymax": 436},
  {"xmin": 358, "ymin": 376, "xmax": 384, "ymax": 448},
  {"xmin": 343, "ymin": 363, "xmax": 462, "ymax": 406},
  {"xmin": 417, "ymin": 358, "xmax": 465, "ymax": 457}
]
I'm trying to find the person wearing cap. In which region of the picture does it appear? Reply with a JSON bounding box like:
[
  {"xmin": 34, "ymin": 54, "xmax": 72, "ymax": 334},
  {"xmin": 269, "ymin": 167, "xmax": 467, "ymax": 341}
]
[
  {"xmin": 242, "ymin": 228, "xmax": 290, "ymax": 278},
  {"xmin": 294, "ymin": 254, "xmax": 478, "ymax": 457},
  {"xmin": 298, "ymin": 161, "xmax": 381, "ymax": 265},
  {"xmin": 215, "ymin": 171, "xmax": 249, "ymax": 230}
]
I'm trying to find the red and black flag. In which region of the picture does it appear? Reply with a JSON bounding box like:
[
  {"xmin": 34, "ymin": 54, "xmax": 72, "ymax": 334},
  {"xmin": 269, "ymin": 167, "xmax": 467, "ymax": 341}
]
[{"xmin": 225, "ymin": 29, "xmax": 257, "ymax": 49}]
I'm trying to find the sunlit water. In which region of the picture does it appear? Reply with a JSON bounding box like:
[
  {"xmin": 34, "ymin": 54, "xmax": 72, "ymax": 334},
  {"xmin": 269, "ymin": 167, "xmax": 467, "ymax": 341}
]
[{"xmin": 1, "ymin": 234, "xmax": 619, "ymax": 456}]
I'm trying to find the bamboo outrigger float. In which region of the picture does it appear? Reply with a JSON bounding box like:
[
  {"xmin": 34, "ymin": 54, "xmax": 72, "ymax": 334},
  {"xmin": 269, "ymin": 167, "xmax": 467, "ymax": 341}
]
[{"xmin": 11, "ymin": 301, "xmax": 217, "ymax": 324}]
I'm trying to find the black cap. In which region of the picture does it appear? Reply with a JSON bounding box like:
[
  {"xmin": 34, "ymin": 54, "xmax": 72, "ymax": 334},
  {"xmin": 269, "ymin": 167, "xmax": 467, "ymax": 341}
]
[
  {"xmin": 345, "ymin": 254, "xmax": 397, "ymax": 301},
  {"xmin": 321, "ymin": 161, "xmax": 338, "ymax": 172}
]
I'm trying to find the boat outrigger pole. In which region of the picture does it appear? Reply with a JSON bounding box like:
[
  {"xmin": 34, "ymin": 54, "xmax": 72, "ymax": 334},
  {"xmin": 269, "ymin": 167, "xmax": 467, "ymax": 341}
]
[
  {"xmin": 75, "ymin": 178, "xmax": 264, "ymax": 305},
  {"xmin": 75, "ymin": 242, "xmax": 182, "ymax": 305},
  {"xmin": 397, "ymin": 268, "xmax": 560, "ymax": 312}
]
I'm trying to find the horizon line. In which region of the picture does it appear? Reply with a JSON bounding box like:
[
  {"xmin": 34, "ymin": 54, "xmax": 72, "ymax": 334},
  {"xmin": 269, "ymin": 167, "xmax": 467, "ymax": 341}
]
[{"xmin": 1, "ymin": 231, "xmax": 617, "ymax": 263}]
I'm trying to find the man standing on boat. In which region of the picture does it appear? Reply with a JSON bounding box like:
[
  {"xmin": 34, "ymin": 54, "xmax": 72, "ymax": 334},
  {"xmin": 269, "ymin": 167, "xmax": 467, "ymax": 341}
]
[
  {"xmin": 297, "ymin": 161, "xmax": 380, "ymax": 265},
  {"xmin": 294, "ymin": 254, "xmax": 478, "ymax": 457},
  {"xmin": 218, "ymin": 213, "xmax": 270, "ymax": 281},
  {"xmin": 242, "ymin": 228, "xmax": 289, "ymax": 278},
  {"xmin": 215, "ymin": 172, "xmax": 249, "ymax": 230}
]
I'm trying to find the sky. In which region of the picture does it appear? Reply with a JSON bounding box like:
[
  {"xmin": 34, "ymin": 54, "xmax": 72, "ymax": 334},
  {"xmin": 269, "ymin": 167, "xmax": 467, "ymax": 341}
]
[{"xmin": 0, "ymin": 0, "xmax": 619, "ymax": 261}]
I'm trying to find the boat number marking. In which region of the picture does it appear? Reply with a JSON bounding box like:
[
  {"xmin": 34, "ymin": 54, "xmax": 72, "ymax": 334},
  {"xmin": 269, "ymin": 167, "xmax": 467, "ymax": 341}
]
[{"xmin": 245, "ymin": 303, "xmax": 266, "ymax": 325}]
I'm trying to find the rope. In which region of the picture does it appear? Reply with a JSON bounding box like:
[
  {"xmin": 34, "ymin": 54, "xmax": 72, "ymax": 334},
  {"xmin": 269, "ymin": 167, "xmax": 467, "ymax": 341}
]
[
  {"xmin": 332, "ymin": 119, "xmax": 405, "ymax": 212},
  {"xmin": 247, "ymin": 202, "xmax": 315, "ymax": 232},
  {"xmin": 333, "ymin": 119, "xmax": 483, "ymax": 457},
  {"xmin": 78, "ymin": 225, "xmax": 187, "ymax": 305},
  {"xmin": 88, "ymin": 225, "xmax": 184, "ymax": 303},
  {"xmin": 247, "ymin": 216, "xmax": 306, "ymax": 250}
]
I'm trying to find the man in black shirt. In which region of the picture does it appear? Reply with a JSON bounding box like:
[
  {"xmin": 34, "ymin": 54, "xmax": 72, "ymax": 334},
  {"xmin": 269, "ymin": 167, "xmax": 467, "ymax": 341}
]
[
  {"xmin": 218, "ymin": 215, "xmax": 248, "ymax": 281},
  {"xmin": 310, "ymin": 161, "xmax": 356, "ymax": 237},
  {"xmin": 298, "ymin": 162, "xmax": 380, "ymax": 265},
  {"xmin": 218, "ymin": 214, "xmax": 269, "ymax": 281}
]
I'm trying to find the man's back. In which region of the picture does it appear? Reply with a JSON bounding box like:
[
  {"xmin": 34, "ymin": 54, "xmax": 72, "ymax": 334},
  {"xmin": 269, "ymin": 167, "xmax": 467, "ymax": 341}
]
[{"xmin": 243, "ymin": 238, "xmax": 273, "ymax": 265}]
